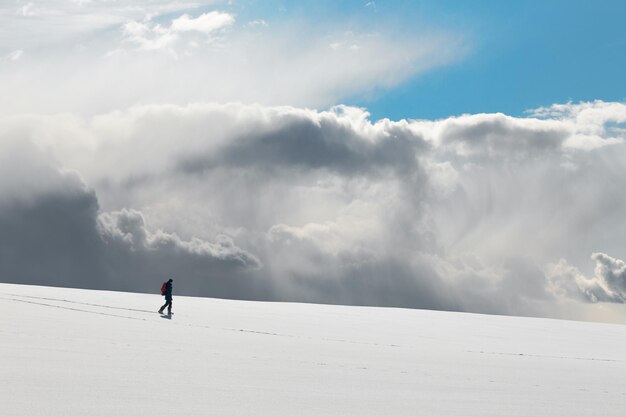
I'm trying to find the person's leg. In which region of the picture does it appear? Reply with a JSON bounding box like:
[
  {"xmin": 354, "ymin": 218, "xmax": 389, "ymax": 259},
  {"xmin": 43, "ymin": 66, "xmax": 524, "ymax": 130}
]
[
  {"xmin": 167, "ymin": 299, "xmax": 173, "ymax": 314},
  {"xmin": 159, "ymin": 300, "xmax": 168, "ymax": 313}
]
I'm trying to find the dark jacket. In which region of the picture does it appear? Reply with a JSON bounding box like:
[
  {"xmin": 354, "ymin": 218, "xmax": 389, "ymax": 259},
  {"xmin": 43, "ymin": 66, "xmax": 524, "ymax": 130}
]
[{"xmin": 165, "ymin": 281, "xmax": 173, "ymax": 299}]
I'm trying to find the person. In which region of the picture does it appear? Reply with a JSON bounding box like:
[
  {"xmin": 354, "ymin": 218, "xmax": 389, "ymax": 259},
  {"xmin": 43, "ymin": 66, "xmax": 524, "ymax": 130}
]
[{"xmin": 158, "ymin": 278, "xmax": 173, "ymax": 315}]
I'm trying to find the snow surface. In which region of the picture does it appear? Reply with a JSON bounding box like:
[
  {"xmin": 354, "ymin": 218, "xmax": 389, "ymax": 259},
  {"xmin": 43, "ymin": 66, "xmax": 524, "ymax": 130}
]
[{"xmin": 1, "ymin": 283, "xmax": 625, "ymax": 417}]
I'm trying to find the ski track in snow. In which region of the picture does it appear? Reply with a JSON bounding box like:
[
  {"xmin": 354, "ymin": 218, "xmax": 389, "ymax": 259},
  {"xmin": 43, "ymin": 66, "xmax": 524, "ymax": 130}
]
[
  {"xmin": 1, "ymin": 283, "xmax": 625, "ymax": 417},
  {"xmin": 1, "ymin": 292, "xmax": 402, "ymax": 348},
  {"xmin": 465, "ymin": 349, "xmax": 622, "ymax": 363},
  {"xmin": 0, "ymin": 296, "xmax": 149, "ymax": 321},
  {"xmin": 3, "ymin": 293, "xmax": 157, "ymax": 313}
]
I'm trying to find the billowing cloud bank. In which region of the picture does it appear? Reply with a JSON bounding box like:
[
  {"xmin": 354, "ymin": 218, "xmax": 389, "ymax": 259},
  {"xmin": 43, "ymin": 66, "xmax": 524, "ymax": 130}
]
[{"xmin": 1, "ymin": 100, "xmax": 626, "ymax": 322}]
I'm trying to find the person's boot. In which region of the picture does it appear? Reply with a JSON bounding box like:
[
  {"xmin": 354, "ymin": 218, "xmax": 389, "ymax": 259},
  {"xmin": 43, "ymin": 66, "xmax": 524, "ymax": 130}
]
[{"xmin": 158, "ymin": 308, "xmax": 164, "ymax": 314}]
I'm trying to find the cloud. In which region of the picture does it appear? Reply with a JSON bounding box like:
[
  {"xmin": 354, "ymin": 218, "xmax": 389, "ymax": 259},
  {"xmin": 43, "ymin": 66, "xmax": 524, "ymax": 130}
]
[
  {"xmin": 123, "ymin": 11, "xmax": 235, "ymax": 51},
  {"xmin": 3, "ymin": 100, "xmax": 626, "ymax": 323},
  {"xmin": 97, "ymin": 209, "xmax": 261, "ymax": 269},
  {"xmin": 0, "ymin": 133, "xmax": 263, "ymax": 298},
  {"xmin": 176, "ymin": 105, "xmax": 425, "ymax": 178},
  {"xmin": 171, "ymin": 12, "xmax": 234, "ymax": 34},
  {"xmin": 246, "ymin": 19, "xmax": 268, "ymax": 28},
  {"xmin": 547, "ymin": 253, "xmax": 626, "ymax": 303},
  {"xmin": 18, "ymin": 2, "xmax": 39, "ymax": 17},
  {"xmin": 0, "ymin": 4, "xmax": 467, "ymax": 115},
  {"xmin": 435, "ymin": 113, "xmax": 568, "ymax": 157},
  {"xmin": 6, "ymin": 50, "xmax": 23, "ymax": 61},
  {"xmin": 0, "ymin": 0, "xmax": 194, "ymax": 51},
  {"xmin": 530, "ymin": 101, "xmax": 626, "ymax": 150},
  {"xmin": 99, "ymin": 208, "xmax": 260, "ymax": 269},
  {"xmin": 123, "ymin": 20, "xmax": 179, "ymax": 50}
]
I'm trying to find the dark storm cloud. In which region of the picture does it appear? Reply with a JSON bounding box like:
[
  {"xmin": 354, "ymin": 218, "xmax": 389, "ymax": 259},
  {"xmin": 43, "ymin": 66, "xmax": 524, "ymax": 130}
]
[
  {"xmin": 0, "ymin": 138, "xmax": 266, "ymax": 299},
  {"xmin": 177, "ymin": 106, "xmax": 426, "ymax": 178},
  {"xmin": 264, "ymin": 226, "xmax": 558, "ymax": 317},
  {"xmin": 0, "ymin": 187, "xmax": 104, "ymax": 289},
  {"xmin": 287, "ymin": 256, "xmax": 460, "ymax": 311}
]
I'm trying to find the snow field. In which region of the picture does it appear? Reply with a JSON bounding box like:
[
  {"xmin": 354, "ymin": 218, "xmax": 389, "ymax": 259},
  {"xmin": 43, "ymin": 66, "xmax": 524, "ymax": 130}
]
[{"xmin": 1, "ymin": 283, "xmax": 625, "ymax": 416}]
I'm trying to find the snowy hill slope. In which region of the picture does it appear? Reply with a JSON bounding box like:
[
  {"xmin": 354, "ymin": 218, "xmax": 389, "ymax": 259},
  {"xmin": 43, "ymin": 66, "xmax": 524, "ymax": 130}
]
[{"xmin": 1, "ymin": 283, "xmax": 625, "ymax": 417}]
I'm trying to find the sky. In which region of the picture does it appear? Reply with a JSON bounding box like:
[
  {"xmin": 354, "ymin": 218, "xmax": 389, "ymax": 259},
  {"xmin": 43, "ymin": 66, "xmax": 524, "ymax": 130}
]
[
  {"xmin": 1, "ymin": 0, "xmax": 626, "ymax": 323},
  {"xmin": 235, "ymin": 0, "xmax": 626, "ymax": 120}
]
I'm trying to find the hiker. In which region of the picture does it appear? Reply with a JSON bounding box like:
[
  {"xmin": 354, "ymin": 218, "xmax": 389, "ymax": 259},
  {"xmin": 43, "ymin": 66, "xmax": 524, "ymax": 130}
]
[{"xmin": 159, "ymin": 278, "xmax": 173, "ymax": 315}]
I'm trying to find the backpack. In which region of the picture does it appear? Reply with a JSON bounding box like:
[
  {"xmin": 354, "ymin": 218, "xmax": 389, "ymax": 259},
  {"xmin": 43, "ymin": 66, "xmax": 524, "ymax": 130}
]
[{"xmin": 160, "ymin": 281, "xmax": 167, "ymax": 296}]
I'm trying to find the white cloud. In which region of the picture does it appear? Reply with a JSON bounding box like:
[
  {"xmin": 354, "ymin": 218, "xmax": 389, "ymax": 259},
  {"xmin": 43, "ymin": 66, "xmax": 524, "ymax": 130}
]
[
  {"xmin": 18, "ymin": 2, "xmax": 39, "ymax": 17},
  {"xmin": 123, "ymin": 20, "xmax": 178, "ymax": 50},
  {"xmin": 122, "ymin": 11, "xmax": 234, "ymax": 51},
  {"xmin": 99, "ymin": 208, "xmax": 261, "ymax": 268},
  {"xmin": 7, "ymin": 50, "xmax": 23, "ymax": 61},
  {"xmin": 531, "ymin": 101, "xmax": 626, "ymax": 150},
  {"xmin": 1, "ymin": 1, "xmax": 197, "ymax": 50},
  {"xmin": 547, "ymin": 253, "xmax": 626, "ymax": 303},
  {"xmin": 0, "ymin": 13, "xmax": 465, "ymax": 115},
  {"xmin": 247, "ymin": 19, "xmax": 268, "ymax": 28},
  {"xmin": 0, "ymin": 1, "xmax": 468, "ymax": 117},
  {"xmin": 171, "ymin": 11, "xmax": 234, "ymax": 34}
]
